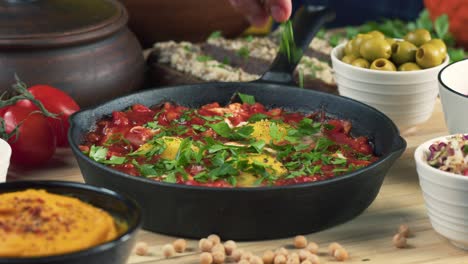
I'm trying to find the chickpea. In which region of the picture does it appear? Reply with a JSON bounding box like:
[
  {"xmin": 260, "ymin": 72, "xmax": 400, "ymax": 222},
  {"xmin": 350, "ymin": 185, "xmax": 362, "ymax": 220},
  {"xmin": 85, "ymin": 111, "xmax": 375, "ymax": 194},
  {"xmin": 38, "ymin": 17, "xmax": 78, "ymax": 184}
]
[
  {"xmin": 212, "ymin": 251, "xmax": 226, "ymax": 264},
  {"xmin": 298, "ymin": 249, "xmax": 312, "ymax": 261},
  {"xmin": 211, "ymin": 243, "xmax": 225, "ymax": 253},
  {"xmin": 274, "ymin": 254, "xmax": 287, "ymax": 264},
  {"xmin": 393, "ymin": 233, "xmax": 407, "ymax": 249},
  {"xmin": 134, "ymin": 241, "xmax": 149, "ymax": 256},
  {"xmin": 398, "ymin": 224, "xmax": 411, "ymax": 238},
  {"xmin": 301, "ymin": 261, "xmax": 312, "ymax": 264},
  {"xmin": 241, "ymin": 251, "xmax": 254, "ymax": 261},
  {"xmin": 275, "ymin": 247, "xmax": 289, "ymax": 256},
  {"xmin": 251, "ymin": 255, "xmax": 265, "ymax": 264},
  {"xmin": 173, "ymin": 239, "xmax": 187, "ymax": 253},
  {"xmin": 207, "ymin": 234, "xmax": 221, "ymax": 245},
  {"xmin": 162, "ymin": 244, "xmax": 175, "ymax": 258},
  {"xmin": 286, "ymin": 256, "xmax": 300, "ymax": 264},
  {"xmin": 294, "ymin": 235, "xmax": 308, "ymax": 249},
  {"xmin": 289, "ymin": 252, "xmax": 300, "ymax": 261},
  {"xmin": 238, "ymin": 260, "xmax": 250, "ymax": 264},
  {"xmin": 231, "ymin": 249, "xmax": 245, "ymax": 262},
  {"xmin": 328, "ymin": 242, "xmax": 343, "ymax": 256},
  {"xmin": 199, "ymin": 238, "xmax": 214, "ymax": 252},
  {"xmin": 223, "ymin": 240, "xmax": 237, "ymax": 255},
  {"xmin": 334, "ymin": 248, "xmax": 349, "ymax": 261},
  {"xmin": 200, "ymin": 252, "xmax": 213, "ymax": 264},
  {"xmin": 306, "ymin": 242, "xmax": 319, "ymax": 254},
  {"xmin": 307, "ymin": 254, "xmax": 320, "ymax": 264},
  {"xmin": 262, "ymin": 250, "xmax": 275, "ymax": 264}
]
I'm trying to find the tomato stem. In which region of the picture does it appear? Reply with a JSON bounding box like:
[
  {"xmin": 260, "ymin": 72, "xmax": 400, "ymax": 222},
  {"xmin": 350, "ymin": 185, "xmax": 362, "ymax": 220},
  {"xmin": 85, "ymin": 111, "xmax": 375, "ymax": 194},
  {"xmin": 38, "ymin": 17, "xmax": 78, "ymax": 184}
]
[{"xmin": 0, "ymin": 75, "xmax": 59, "ymax": 141}]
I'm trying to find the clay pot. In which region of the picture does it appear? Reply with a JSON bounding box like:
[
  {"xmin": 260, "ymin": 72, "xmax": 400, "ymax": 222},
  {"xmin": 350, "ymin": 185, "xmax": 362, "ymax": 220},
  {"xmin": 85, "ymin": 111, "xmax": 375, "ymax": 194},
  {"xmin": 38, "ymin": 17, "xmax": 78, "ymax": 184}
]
[
  {"xmin": 0, "ymin": 0, "xmax": 145, "ymax": 107},
  {"xmin": 120, "ymin": 0, "xmax": 250, "ymax": 48}
]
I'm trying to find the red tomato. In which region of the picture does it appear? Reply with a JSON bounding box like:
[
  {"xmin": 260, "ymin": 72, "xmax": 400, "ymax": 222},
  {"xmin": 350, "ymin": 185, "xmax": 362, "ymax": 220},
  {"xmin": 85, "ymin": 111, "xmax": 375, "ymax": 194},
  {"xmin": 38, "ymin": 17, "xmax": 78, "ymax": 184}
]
[
  {"xmin": 27, "ymin": 85, "xmax": 80, "ymax": 147},
  {"xmin": 1, "ymin": 104, "xmax": 56, "ymax": 167}
]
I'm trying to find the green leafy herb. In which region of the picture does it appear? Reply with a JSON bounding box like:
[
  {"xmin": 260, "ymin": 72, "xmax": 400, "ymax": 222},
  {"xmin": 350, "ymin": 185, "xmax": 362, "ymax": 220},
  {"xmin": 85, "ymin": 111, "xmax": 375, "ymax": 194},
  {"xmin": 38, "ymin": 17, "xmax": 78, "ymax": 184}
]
[
  {"xmin": 463, "ymin": 145, "xmax": 468, "ymax": 154},
  {"xmin": 197, "ymin": 55, "xmax": 213, "ymax": 62},
  {"xmin": 328, "ymin": 34, "xmax": 342, "ymax": 47},
  {"xmin": 245, "ymin": 35, "xmax": 254, "ymax": 42},
  {"xmin": 269, "ymin": 122, "xmax": 282, "ymax": 142},
  {"xmin": 250, "ymin": 140, "xmax": 266, "ymax": 153},
  {"xmin": 298, "ymin": 69, "xmax": 304, "ymax": 88},
  {"xmin": 237, "ymin": 46, "xmax": 250, "ymax": 60},
  {"xmin": 198, "ymin": 114, "xmax": 224, "ymax": 122},
  {"xmin": 238, "ymin": 93, "xmax": 255, "ymax": 105},
  {"xmin": 448, "ymin": 48, "xmax": 466, "ymax": 62},
  {"xmin": 192, "ymin": 124, "xmax": 207, "ymax": 132},
  {"xmin": 248, "ymin": 113, "xmax": 269, "ymax": 122},
  {"xmin": 208, "ymin": 30, "xmax": 222, "ymax": 40},
  {"xmin": 89, "ymin": 145, "xmax": 127, "ymax": 165},
  {"xmin": 209, "ymin": 122, "xmax": 232, "ymax": 138},
  {"xmin": 222, "ymin": 56, "xmax": 231, "ymax": 65},
  {"xmin": 434, "ymin": 14, "xmax": 449, "ymax": 39},
  {"xmin": 316, "ymin": 28, "xmax": 326, "ymax": 39},
  {"xmin": 144, "ymin": 121, "xmax": 162, "ymax": 130},
  {"xmin": 279, "ymin": 20, "xmax": 303, "ymax": 64}
]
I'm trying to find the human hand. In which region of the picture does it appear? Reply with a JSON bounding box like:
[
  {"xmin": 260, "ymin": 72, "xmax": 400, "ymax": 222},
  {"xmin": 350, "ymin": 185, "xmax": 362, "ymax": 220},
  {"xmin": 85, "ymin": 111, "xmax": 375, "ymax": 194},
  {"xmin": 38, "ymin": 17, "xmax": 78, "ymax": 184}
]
[{"xmin": 228, "ymin": 0, "xmax": 292, "ymax": 27}]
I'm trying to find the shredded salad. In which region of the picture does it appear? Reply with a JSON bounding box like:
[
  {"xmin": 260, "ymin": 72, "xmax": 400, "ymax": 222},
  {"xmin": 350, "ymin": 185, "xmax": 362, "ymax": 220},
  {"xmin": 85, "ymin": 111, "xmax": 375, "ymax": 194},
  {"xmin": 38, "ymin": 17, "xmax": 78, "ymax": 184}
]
[{"xmin": 427, "ymin": 134, "xmax": 468, "ymax": 176}]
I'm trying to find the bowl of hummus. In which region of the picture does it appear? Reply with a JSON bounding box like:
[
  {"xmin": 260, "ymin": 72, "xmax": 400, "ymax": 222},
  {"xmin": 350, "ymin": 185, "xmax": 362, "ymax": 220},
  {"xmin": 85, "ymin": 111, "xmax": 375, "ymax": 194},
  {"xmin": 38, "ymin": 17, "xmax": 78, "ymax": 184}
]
[{"xmin": 0, "ymin": 181, "xmax": 142, "ymax": 264}]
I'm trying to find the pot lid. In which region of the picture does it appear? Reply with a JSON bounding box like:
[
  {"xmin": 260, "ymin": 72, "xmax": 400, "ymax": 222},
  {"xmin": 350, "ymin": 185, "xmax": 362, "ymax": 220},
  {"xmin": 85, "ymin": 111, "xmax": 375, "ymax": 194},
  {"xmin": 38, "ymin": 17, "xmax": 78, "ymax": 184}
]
[{"xmin": 0, "ymin": 0, "xmax": 127, "ymax": 47}]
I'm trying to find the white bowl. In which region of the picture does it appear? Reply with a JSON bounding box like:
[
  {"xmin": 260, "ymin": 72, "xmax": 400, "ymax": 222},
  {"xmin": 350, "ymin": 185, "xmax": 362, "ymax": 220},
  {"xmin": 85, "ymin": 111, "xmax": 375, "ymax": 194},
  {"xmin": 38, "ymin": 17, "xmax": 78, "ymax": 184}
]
[
  {"xmin": 331, "ymin": 42, "xmax": 449, "ymax": 127},
  {"xmin": 415, "ymin": 135, "xmax": 468, "ymax": 250},
  {"xmin": 0, "ymin": 138, "xmax": 11, "ymax": 182},
  {"xmin": 438, "ymin": 58, "xmax": 468, "ymax": 133}
]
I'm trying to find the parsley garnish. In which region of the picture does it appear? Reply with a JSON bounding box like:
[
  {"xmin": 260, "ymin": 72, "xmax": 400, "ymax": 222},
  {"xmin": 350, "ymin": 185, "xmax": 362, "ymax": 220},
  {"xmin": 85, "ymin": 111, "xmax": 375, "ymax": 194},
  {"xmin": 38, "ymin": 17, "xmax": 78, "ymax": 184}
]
[
  {"xmin": 238, "ymin": 93, "xmax": 255, "ymax": 105},
  {"xmin": 89, "ymin": 145, "xmax": 127, "ymax": 165}
]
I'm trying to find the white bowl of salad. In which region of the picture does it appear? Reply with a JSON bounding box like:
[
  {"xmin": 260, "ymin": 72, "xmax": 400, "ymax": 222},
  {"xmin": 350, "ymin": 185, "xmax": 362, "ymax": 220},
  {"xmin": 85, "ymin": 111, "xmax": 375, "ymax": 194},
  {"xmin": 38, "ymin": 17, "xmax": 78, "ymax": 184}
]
[
  {"xmin": 0, "ymin": 138, "xmax": 11, "ymax": 182},
  {"xmin": 438, "ymin": 58, "xmax": 468, "ymax": 134},
  {"xmin": 415, "ymin": 134, "xmax": 468, "ymax": 250}
]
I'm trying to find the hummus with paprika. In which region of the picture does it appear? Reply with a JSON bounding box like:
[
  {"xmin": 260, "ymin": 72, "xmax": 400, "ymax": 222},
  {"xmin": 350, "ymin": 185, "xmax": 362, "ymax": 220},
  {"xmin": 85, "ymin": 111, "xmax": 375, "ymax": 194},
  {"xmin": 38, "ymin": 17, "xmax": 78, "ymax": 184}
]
[{"xmin": 0, "ymin": 189, "xmax": 119, "ymax": 257}]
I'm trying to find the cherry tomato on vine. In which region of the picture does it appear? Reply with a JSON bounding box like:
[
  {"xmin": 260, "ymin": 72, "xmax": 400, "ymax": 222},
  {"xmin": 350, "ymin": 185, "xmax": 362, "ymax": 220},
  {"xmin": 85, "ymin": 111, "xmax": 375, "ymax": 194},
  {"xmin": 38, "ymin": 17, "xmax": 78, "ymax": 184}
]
[{"xmin": 26, "ymin": 85, "xmax": 80, "ymax": 147}]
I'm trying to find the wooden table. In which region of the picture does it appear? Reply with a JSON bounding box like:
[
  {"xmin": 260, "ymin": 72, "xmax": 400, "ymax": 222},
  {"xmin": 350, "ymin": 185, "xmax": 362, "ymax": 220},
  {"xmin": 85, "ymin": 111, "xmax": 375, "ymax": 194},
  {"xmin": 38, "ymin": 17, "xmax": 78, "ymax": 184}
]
[{"xmin": 7, "ymin": 100, "xmax": 468, "ymax": 264}]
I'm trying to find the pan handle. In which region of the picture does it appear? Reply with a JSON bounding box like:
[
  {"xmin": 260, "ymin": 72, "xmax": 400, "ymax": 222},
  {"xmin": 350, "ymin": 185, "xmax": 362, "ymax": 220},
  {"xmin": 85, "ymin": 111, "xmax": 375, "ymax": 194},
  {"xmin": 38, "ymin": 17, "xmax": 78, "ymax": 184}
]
[{"xmin": 257, "ymin": 6, "xmax": 335, "ymax": 85}]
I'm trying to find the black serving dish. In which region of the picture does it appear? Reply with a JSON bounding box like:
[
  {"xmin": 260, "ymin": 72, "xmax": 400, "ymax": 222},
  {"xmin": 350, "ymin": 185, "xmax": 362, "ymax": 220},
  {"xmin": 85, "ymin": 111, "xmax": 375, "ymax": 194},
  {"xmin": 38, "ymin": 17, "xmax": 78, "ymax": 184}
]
[
  {"xmin": 0, "ymin": 181, "xmax": 142, "ymax": 264},
  {"xmin": 69, "ymin": 6, "xmax": 406, "ymax": 240}
]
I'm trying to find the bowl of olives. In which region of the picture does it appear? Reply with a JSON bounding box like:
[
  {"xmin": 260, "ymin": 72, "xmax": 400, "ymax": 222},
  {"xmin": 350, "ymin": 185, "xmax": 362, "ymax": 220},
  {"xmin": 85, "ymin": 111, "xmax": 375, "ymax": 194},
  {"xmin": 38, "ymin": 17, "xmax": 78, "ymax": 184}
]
[
  {"xmin": 331, "ymin": 29, "xmax": 449, "ymax": 127},
  {"xmin": 438, "ymin": 58, "xmax": 468, "ymax": 134}
]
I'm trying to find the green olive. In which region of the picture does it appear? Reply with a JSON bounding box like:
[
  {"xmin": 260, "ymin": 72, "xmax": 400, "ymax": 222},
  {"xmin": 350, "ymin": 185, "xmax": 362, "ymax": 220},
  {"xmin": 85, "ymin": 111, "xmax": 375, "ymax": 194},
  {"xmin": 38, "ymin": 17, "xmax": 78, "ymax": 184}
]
[
  {"xmin": 367, "ymin": 30, "xmax": 385, "ymax": 39},
  {"xmin": 398, "ymin": 62, "xmax": 422, "ymax": 71},
  {"xmin": 416, "ymin": 43, "xmax": 445, "ymax": 68},
  {"xmin": 351, "ymin": 58, "xmax": 370, "ymax": 68},
  {"xmin": 359, "ymin": 37, "xmax": 392, "ymax": 61},
  {"xmin": 385, "ymin": 38, "xmax": 396, "ymax": 46},
  {"xmin": 391, "ymin": 41, "xmax": 417, "ymax": 65},
  {"xmin": 370, "ymin": 58, "xmax": 397, "ymax": 71},
  {"xmin": 342, "ymin": 54, "xmax": 359, "ymax": 64},
  {"xmin": 404, "ymin": 29, "xmax": 431, "ymax": 47},
  {"xmin": 427, "ymin": 39, "xmax": 447, "ymax": 60},
  {"xmin": 350, "ymin": 34, "xmax": 374, "ymax": 57},
  {"xmin": 344, "ymin": 40, "xmax": 355, "ymax": 56}
]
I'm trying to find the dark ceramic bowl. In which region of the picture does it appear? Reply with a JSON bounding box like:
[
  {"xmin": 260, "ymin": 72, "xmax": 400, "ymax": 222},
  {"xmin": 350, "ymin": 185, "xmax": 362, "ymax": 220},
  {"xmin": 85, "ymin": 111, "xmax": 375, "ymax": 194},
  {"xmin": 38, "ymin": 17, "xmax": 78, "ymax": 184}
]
[{"xmin": 0, "ymin": 181, "xmax": 142, "ymax": 264}]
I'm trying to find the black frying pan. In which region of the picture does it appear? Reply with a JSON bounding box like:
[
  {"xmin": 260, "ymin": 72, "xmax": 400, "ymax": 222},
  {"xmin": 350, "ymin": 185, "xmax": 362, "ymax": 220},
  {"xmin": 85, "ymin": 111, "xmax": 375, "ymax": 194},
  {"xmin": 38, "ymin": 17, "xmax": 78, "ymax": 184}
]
[{"xmin": 69, "ymin": 6, "xmax": 406, "ymax": 240}]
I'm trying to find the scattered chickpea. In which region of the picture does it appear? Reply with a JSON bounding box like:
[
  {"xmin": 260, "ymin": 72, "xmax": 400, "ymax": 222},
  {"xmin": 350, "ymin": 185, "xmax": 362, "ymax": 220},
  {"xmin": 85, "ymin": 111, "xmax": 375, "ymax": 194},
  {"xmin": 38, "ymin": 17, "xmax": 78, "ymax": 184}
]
[
  {"xmin": 173, "ymin": 239, "xmax": 187, "ymax": 253},
  {"xmin": 298, "ymin": 249, "xmax": 312, "ymax": 261},
  {"xmin": 208, "ymin": 234, "xmax": 221, "ymax": 245},
  {"xmin": 224, "ymin": 240, "xmax": 237, "ymax": 255},
  {"xmin": 162, "ymin": 244, "xmax": 175, "ymax": 258},
  {"xmin": 289, "ymin": 252, "xmax": 300, "ymax": 261},
  {"xmin": 398, "ymin": 224, "xmax": 411, "ymax": 238},
  {"xmin": 238, "ymin": 260, "xmax": 250, "ymax": 264},
  {"xmin": 241, "ymin": 251, "xmax": 254, "ymax": 261},
  {"xmin": 275, "ymin": 247, "xmax": 289, "ymax": 256},
  {"xmin": 306, "ymin": 242, "xmax": 319, "ymax": 254},
  {"xmin": 231, "ymin": 249, "xmax": 245, "ymax": 262},
  {"xmin": 211, "ymin": 243, "xmax": 225, "ymax": 253},
  {"xmin": 251, "ymin": 255, "xmax": 265, "ymax": 264},
  {"xmin": 274, "ymin": 254, "xmax": 287, "ymax": 264},
  {"xmin": 328, "ymin": 242, "xmax": 343, "ymax": 256},
  {"xmin": 334, "ymin": 248, "xmax": 349, "ymax": 261},
  {"xmin": 262, "ymin": 250, "xmax": 275, "ymax": 264},
  {"xmin": 393, "ymin": 233, "xmax": 407, "ymax": 249},
  {"xmin": 301, "ymin": 261, "xmax": 312, "ymax": 264},
  {"xmin": 199, "ymin": 238, "xmax": 214, "ymax": 252},
  {"xmin": 200, "ymin": 252, "xmax": 213, "ymax": 264},
  {"xmin": 286, "ymin": 256, "xmax": 300, "ymax": 264},
  {"xmin": 306, "ymin": 254, "xmax": 320, "ymax": 264},
  {"xmin": 134, "ymin": 241, "xmax": 149, "ymax": 256},
  {"xmin": 212, "ymin": 251, "xmax": 226, "ymax": 264},
  {"xmin": 294, "ymin": 235, "xmax": 308, "ymax": 249}
]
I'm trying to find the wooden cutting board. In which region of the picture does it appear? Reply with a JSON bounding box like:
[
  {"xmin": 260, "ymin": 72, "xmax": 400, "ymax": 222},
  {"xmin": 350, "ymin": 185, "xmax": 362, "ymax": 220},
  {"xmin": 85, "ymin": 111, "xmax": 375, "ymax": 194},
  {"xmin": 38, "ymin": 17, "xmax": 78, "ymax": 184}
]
[{"xmin": 7, "ymin": 99, "xmax": 467, "ymax": 264}]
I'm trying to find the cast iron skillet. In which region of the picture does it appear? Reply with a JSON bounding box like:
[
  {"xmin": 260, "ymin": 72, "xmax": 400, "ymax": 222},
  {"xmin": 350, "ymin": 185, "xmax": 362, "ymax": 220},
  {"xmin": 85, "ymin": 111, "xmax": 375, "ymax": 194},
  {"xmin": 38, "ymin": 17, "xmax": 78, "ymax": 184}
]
[{"xmin": 69, "ymin": 6, "xmax": 406, "ymax": 240}]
